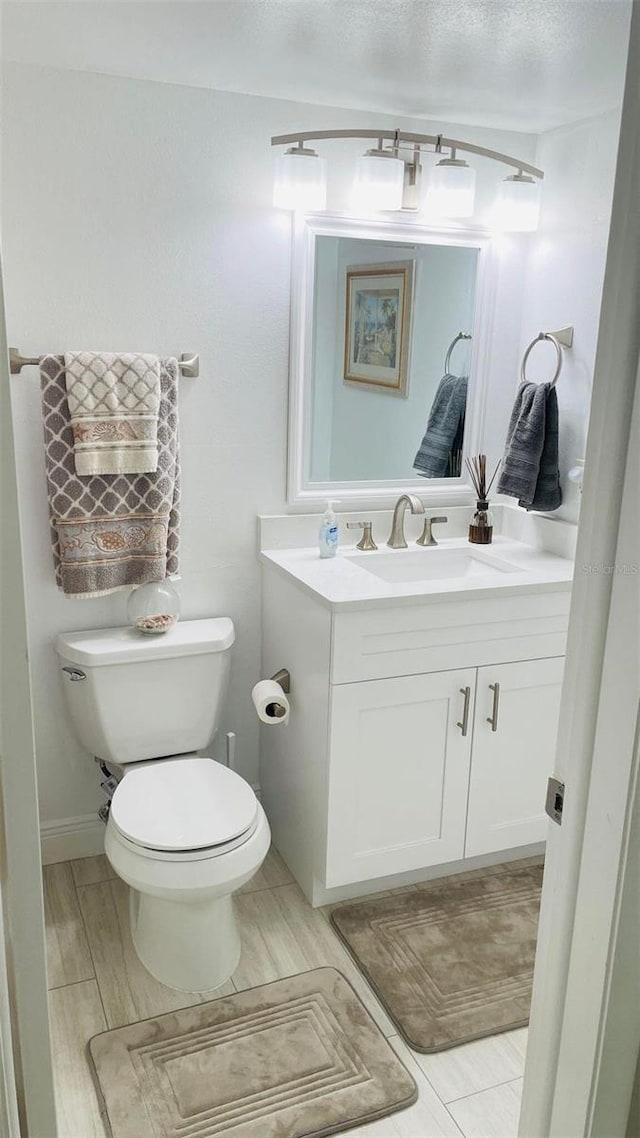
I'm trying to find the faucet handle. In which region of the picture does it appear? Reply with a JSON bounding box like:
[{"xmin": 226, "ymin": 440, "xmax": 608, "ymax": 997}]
[
  {"xmin": 416, "ymin": 515, "xmax": 449, "ymax": 548},
  {"xmin": 347, "ymin": 521, "xmax": 378, "ymax": 551}
]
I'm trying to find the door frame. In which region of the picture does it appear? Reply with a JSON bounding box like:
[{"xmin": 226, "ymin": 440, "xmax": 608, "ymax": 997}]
[
  {"xmin": 0, "ymin": 880, "xmax": 20, "ymax": 1138},
  {"xmin": 0, "ymin": 251, "xmax": 57, "ymax": 1135},
  {"xmin": 519, "ymin": 7, "xmax": 640, "ymax": 1134}
]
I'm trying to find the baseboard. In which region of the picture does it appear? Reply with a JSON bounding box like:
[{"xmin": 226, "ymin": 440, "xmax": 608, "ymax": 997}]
[
  {"xmin": 40, "ymin": 814, "xmax": 105, "ymax": 865},
  {"xmin": 310, "ymin": 841, "xmax": 546, "ymax": 906},
  {"xmin": 40, "ymin": 781, "xmax": 262, "ymax": 866}
]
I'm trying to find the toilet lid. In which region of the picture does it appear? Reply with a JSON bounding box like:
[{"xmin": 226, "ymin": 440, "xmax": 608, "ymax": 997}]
[{"xmin": 110, "ymin": 759, "xmax": 258, "ymax": 852}]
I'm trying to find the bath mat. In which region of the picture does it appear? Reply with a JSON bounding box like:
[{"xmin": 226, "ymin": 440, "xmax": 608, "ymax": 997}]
[
  {"xmin": 330, "ymin": 861, "xmax": 543, "ymax": 1053},
  {"xmin": 88, "ymin": 967, "xmax": 417, "ymax": 1138}
]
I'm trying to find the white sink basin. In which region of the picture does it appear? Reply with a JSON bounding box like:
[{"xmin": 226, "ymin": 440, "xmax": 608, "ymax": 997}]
[{"xmin": 346, "ymin": 548, "xmax": 520, "ymax": 584}]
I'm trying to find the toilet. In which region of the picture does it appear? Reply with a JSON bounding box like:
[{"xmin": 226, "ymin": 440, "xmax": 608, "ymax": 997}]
[{"xmin": 55, "ymin": 618, "xmax": 270, "ymax": 993}]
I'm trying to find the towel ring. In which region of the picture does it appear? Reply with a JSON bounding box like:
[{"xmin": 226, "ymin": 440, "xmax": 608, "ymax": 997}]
[
  {"xmin": 520, "ymin": 333, "xmax": 563, "ymax": 387},
  {"xmin": 444, "ymin": 331, "xmax": 472, "ymax": 374}
]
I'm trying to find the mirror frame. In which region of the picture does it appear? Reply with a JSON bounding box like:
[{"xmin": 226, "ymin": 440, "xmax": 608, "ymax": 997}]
[{"xmin": 287, "ymin": 213, "xmax": 497, "ymax": 507}]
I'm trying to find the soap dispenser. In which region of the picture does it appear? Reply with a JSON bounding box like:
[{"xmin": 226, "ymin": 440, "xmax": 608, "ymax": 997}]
[{"xmin": 318, "ymin": 501, "xmax": 339, "ymax": 559}]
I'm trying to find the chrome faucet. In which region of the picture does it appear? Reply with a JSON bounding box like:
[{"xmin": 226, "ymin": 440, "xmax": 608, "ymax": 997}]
[{"xmin": 387, "ymin": 494, "xmax": 424, "ymax": 549}]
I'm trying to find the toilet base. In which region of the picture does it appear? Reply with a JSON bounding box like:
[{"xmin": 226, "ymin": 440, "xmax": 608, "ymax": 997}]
[
  {"xmin": 129, "ymin": 888, "xmax": 241, "ymax": 993},
  {"xmin": 105, "ymin": 799, "xmax": 270, "ymax": 993}
]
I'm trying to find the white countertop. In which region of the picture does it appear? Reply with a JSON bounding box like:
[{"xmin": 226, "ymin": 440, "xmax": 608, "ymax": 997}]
[{"xmin": 260, "ymin": 535, "xmax": 574, "ymax": 610}]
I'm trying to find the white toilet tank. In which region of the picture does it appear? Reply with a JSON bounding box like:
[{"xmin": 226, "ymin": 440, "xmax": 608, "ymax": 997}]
[{"xmin": 56, "ymin": 618, "xmax": 235, "ymax": 765}]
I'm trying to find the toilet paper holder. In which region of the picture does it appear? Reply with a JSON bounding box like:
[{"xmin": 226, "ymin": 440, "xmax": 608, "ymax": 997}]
[
  {"xmin": 252, "ymin": 669, "xmax": 292, "ymax": 724},
  {"xmin": 270, "ymin": 668, "xmax": 291, "ymax": 694}
]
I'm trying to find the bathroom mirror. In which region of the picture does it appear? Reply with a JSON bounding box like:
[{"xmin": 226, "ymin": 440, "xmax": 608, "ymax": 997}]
[{"xmin": 287, "ymin": 215, "xmax": 495, "ymax": 505}]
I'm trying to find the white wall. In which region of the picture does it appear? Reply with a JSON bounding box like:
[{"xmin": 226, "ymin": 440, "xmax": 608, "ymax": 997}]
[
  {"xmin": 2, "ymin": 60, "xmax": 604, "ymax": 839},
  {"xmin": 513, "ymin": 110, "xmax": 621, "ymax": 523},
  {"xmin": 472, "ymin": 112, "xmax": 621, "ymax": 518},
  {"xmin": 3, "ymin": 63, "xmax": 305, "ymax": 831}
]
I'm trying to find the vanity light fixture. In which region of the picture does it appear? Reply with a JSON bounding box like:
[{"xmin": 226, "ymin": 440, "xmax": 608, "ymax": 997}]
[
  {"xmin": 270, "ymin": 128, "xmax": 544, "ymax": 230},
  {"xmin": 352, "ymin": 139, "xmax": 406, "ymax": 212},
  {"xmin": 494, "ymin": 172, "xmax": 541, "ymax": 232},
  {"xmin": 273, "ymin": 143, "xmax": 327, "ymax": 211},
  {"xmin": 425, "ymin": 152, "xmax": 476, "ymax": 219}
]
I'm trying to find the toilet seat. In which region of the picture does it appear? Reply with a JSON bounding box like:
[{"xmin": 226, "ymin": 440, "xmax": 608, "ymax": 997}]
[
  {"xmin": 109, "ymin": 815, "xmax": 261, "ymax": 863},
  {"xmin": 110, "ymin": 757, "xmax": 258, "ymax": 855}
]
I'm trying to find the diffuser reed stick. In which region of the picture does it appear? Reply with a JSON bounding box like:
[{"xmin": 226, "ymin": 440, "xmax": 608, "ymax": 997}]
[
  {"xmin": 464, "ymin": 454, "xmax": 500, "ymax": 500},
  {"xmin": 466, "ymin": 454, "xmax": 500, "ymax": 545}
]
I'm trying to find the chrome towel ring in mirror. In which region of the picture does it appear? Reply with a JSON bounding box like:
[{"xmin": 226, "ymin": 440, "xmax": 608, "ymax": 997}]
[
  {"xmin": 445, "ymin": 331, "xmax": 472, "ymax": 374},
  {"xmin": 520, "ymin": 325, "xmax": 574, "ymax": 387}
]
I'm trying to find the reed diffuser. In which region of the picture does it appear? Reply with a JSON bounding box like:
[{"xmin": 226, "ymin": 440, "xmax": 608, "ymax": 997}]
[{"xmin": 465, "ymin": 454, "xmax": 500, "ymax": 545}]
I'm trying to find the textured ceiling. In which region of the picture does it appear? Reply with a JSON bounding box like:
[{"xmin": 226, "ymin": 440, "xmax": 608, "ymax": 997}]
[{"xmin": 1, "ymin": 0, "xmax": 632, "ymax": 132}]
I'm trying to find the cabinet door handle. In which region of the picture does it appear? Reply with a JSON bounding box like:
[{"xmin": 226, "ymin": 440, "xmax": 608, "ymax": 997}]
[
  {"xmin": 457, "ymin": 686, "xmax": 471, "ymax": 736},
  {"xmin": 487, "ymin": 682, "xmax": 500, "ymax": 732}
]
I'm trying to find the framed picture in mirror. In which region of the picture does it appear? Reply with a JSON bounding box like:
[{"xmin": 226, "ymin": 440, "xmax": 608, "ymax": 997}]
[{"xmin": 344, "ymin": 261, "xmax": 414, "ymax": 396}]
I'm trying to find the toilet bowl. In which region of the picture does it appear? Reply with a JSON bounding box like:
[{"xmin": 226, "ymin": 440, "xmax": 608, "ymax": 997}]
[
  {"xmin": 105, "ymin": 756, "xmax": 270, "ymax": 992},
  {"xmin": 56, "ymin": 618, "xmax": 270, "ymax": 992}
]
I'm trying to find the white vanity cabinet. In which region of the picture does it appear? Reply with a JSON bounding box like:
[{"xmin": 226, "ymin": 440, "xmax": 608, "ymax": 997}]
[
  {"xmin": 326, "ymin": 669, "xmax": 476, "ymax": 885},
  {"xmin": 465, "ymin": 658, "xmax": 565, "ymax": 858},
  {"xmin": 325, "ymin": 657, "xmax": 564, "ymax": 886},
  {"xmin": 260, "ymin": 561, "xmax": 571, "ymax": 905}
]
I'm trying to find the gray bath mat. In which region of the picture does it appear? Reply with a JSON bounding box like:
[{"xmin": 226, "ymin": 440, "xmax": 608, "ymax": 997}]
[
  {"xmin": 330, "ymin": 861, "xmax": 543, "ymax": 1053},
  {"xmin": 89, "ymin": 967, "xmax": 417, "ymax": 1138}
]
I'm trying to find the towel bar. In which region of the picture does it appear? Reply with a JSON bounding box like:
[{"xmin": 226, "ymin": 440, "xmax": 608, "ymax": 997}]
[{"xmin": 9, "ymin": 347, "xmax": 200, "ymax": 378}]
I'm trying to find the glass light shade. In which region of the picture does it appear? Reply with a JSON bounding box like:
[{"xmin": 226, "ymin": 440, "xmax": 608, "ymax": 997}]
[
  {"xmin": 425, "ymin": 158, "xmax": 476, "ymax": 218},
  {"xmin": 494, "ymin": 174, "xmax": 541, "ymax": 232},
  {"xmin": 127, "ymin": 580, "xmax": 181, "ymax": 635},
  {"xmin": 273, "ymin": 148, "xmax": 327, "ymax": 211},
  {"xmin": 352, "ymin": 151, "xmax": 405, "ymax": 212}
]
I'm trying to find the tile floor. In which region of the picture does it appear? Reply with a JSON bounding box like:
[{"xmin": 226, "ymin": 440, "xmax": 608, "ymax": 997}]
[{"xmin": 44, "ymin": 849, "xmax": 527, "ymax": 1138}]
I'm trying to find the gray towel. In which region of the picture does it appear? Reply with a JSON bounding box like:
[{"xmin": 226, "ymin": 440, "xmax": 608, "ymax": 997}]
[
  {"xmin": 497, "ymin": 381, "xmax": 562, "ymax": 512},
  {"xmin": 414, "ymin": 373, "xmax": 468, "ymax": 478}
]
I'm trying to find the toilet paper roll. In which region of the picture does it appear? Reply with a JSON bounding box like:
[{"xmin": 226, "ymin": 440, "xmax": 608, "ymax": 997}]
[{"xmin": 252, "ymin": 679, "xmax": 290, "ymax": 725}]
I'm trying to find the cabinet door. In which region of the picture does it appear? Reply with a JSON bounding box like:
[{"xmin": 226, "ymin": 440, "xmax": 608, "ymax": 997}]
[
  {"xmin": 325, "ymin": 669, "xmax": 475, "ymax": 887},
  {"xmin": 465, "ymin": 657, "xmax": 564, "ymax": 858}
]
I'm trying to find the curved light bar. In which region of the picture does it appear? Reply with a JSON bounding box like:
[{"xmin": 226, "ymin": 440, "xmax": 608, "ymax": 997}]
[{"xmin": 270, "ymin": 128, "xmax": 544, "ymax": 181}]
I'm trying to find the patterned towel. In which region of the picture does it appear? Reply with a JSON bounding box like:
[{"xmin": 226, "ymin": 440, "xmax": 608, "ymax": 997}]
[
  {"xmin": 64, "ymin": 351, "xmax": 161, "ymax": 475},
  {"xmin": 41, "ymin": 355, "xmax": 180, "ymax": 598}
]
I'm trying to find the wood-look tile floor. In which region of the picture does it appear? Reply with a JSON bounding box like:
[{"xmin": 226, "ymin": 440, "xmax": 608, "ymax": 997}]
[{"xmin": 44, "ymin": 850, "xmax": 527, "ymax": 1138}]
